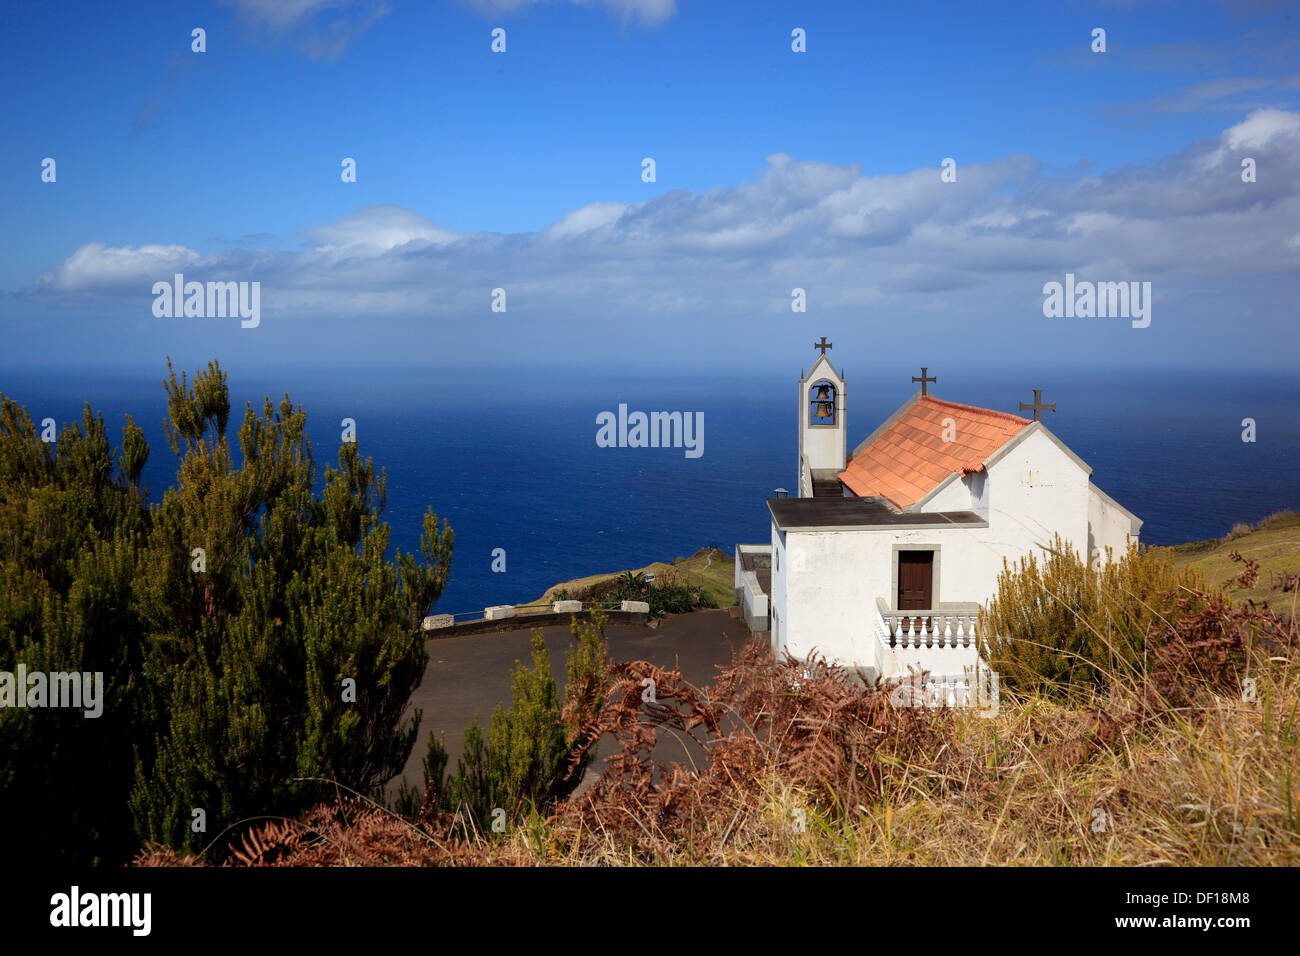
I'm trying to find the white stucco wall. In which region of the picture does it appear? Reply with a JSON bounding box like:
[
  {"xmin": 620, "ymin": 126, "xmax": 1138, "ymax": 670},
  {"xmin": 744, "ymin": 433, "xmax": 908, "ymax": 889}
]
[
  {"xmin": 781, "ymin": 525, "xmax": 988, "ymax": 668},
  {"xmin": 925, "ymin": 473, "xmax": 975, "ymax": 511},
  {"xmin": 969, "ymin": 471, "xmax": 989, "ymax": 517},
  {"xmin": 879, "ymin": 642, "xmax": 981, "ymax": 680},
  {"xmin": 981, "ymin": 427, "xmax": 1091, "ymax": 563},
  {"xmin": 780, "ymin": 426, "xmax": 1095, "ymax": 669},
  {"xmin": 1089, "ymin": 483, "xmax": 1139, "ymax": 565},
  {"xmin": 770, "ymin": 523, "xmax": 788, "ymax": 657},
  {"xmin": 803, "ymin": 418, "xmax": 843, "ymax": 471}
]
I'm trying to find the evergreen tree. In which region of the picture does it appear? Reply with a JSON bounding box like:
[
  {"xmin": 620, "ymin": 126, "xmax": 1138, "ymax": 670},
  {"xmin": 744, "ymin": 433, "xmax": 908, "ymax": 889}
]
[
  {"xmin": 0, "ymin": 360, "xmax": 453, "ymax": 862},
  {"xmin": 0, "ymin": 397, "xmax": 151, "ymax": 864}
]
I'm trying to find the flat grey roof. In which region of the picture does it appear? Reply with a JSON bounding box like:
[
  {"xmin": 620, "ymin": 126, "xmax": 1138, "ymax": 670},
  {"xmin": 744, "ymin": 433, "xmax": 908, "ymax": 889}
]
[{"xmin": 766, "ymin": 496, "xmax": 986, "ymax": 530}]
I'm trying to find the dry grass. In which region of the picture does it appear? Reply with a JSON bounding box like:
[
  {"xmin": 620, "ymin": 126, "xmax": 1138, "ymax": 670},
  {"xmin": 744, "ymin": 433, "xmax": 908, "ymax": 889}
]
[
  {"xmin": 1223, "ymin": 510, "xmax": 1298, "ymax": 542},
  {"xmin": 136, "ymin": 553, "xmax": 1300, "ymax": 868},
  {"xmin": 137, "ymin": 651, "xmax": 1299, "ymax": 867},
  {"xmin": 533, "ymin": 657, "xmax": 1299, "ymax": 867}
]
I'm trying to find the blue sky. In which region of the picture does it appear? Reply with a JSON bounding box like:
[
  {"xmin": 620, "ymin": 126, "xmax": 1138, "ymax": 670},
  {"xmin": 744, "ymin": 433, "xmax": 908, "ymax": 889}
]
[{"xmin": 2, "ymin": 0, "xmax": 1298, "ymax": 374}]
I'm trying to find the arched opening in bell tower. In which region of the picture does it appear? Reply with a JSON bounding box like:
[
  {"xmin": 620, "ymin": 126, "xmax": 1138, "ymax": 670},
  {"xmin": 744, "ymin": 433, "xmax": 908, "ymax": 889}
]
[{"xmin": 808, "ymin": 380, "xmax": 836, "ymax": 427}]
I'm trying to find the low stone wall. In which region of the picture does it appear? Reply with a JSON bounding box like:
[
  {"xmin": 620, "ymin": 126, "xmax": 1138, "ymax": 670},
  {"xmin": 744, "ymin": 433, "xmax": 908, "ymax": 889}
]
[{"xmin": 423, "ymin": 608, "xmax": 648, "ymax": 639}]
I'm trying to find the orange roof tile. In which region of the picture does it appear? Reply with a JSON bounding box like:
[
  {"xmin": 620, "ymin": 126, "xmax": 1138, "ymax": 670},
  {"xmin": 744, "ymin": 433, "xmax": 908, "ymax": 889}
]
[{"xmin": 837, "ymin": 396, "xmax": 1030, "ymax": 508}]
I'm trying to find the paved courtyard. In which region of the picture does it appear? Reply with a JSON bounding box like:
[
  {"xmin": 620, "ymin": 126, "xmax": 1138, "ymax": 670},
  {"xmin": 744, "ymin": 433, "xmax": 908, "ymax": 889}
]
[{"xmin": 396, "ymin": 609, "xmax": 759, "ymax": 796}]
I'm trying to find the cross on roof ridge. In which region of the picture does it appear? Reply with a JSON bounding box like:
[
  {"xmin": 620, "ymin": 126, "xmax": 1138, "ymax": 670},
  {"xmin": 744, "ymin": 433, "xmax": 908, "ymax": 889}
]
[
  {"xmin": 912, "ymin": 366, "xmax": 937, "ymax": 397},
  {"xmin": 1019, "ymin": 388, "xmax": 1057, "ymax": 422}
]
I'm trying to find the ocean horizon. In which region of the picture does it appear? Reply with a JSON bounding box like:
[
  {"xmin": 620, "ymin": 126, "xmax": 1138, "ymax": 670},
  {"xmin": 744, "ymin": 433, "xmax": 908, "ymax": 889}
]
[{"xmin": 3, "ymin": 363, "xmax": 1295, "ymax": 617}]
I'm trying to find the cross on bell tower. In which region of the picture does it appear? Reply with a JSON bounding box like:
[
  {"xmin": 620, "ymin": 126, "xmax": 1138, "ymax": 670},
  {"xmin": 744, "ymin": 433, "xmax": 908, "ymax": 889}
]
[
  {"xmin": 1019, "ymin": 388, "xmax": 1056, "ymax": 422},
  {"xmin": 814, "ymin": 336, "xmax": 832, "ymax": 356}
]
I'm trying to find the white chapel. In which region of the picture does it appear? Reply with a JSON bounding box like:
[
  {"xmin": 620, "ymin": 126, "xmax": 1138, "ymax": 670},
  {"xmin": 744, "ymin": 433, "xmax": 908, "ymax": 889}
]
[{"xmin": 735, "ymin": 339, "xmax": 1142, "ymax": 700}]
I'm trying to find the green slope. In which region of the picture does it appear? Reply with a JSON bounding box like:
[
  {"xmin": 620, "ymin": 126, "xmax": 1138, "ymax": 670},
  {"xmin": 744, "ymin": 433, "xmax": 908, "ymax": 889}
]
[
  {"xmin": 1172, "ymin": 510, "xmax": 1300, "ymax": 609},
  {"xmin": 525, "ymin": 547, "xmax": 736, "ymax": 609}
]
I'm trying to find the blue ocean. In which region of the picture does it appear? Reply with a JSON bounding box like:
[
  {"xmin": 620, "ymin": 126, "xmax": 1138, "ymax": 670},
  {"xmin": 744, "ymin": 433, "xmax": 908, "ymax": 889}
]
[{"xmin": 3, "ymin": 364, "xmax": 1296, "ymax": 616}]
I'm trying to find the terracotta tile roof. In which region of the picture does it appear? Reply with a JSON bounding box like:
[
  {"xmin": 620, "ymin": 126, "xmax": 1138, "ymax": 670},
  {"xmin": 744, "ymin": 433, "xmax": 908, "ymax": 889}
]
[{"xmin": 837, "ymin": 396, "xmax": 1030, "ymax": 508}]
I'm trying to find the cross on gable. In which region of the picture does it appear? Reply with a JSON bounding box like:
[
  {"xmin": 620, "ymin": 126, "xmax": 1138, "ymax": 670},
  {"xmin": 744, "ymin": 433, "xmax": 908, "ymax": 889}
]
[
  {"xmin": 1019, "ymin": 388, "xmax": 1057, "ymax": 421},
  {"xmin": 814, "ymin": 336, "xmax": 832, "ymax": 356},
  {"xmin": 912, "ymin": 367, "xmax": 936, "ymax": 397}
]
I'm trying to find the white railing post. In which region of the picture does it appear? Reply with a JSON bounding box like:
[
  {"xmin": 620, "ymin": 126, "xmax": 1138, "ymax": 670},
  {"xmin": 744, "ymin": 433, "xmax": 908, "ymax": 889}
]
[{"xmin": 874, "ymin": 603, "xmax": 892, "ymax": 649}]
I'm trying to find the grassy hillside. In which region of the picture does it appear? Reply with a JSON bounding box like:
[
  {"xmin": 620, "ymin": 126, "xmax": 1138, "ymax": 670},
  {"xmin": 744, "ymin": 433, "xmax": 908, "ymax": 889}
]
[
  {"xmin": 1172, "ymin": 510, "xmax": 1300, "ymax": 611},
  {"xmin": 525, "ymin": 546, "xmax": 736, "ymax": 609}
]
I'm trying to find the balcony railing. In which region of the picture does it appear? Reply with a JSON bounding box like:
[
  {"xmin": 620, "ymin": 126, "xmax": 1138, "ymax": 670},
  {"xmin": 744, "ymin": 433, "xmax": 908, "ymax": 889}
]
[
  {"xmin": 872, "ymin": 600, "xmax": 999, "ymax": 712},
  {"xmin": 878, "ymin": 611, "xmax": 982, "ymax": 649}
]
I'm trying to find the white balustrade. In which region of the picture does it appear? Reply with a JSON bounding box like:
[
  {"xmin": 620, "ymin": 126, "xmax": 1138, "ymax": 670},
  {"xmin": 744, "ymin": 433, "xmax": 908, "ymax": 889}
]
[
  {"xmin": 872, "ymin": 601, "xmax": 998, "ymax": 711},
  {"xmin": 879, "ymin": 612, "xmax": 984, "ymax": 649}
]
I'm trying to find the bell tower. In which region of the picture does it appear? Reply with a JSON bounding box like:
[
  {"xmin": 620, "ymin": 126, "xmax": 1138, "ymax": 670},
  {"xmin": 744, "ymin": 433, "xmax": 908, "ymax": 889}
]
[{"xmin": 797, "ymin": 337, "xmax": 847, "ymax": 497}]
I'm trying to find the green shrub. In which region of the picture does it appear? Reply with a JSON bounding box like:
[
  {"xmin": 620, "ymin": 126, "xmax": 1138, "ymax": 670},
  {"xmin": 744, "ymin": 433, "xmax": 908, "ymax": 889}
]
[
  {"xmin": 422, "ymin": 610, "xmax": 610, "ymax": 832},
  {"xmin": 979, "ymin": 536, "xmax": 1207, "ymax": 698},
  {"xmin": 647, "ymin": 582, "xmax": 715, "ymax": 616},
  {"xmin": 582, "ymin": 570, "xmax": 715, "ymax": 616}
]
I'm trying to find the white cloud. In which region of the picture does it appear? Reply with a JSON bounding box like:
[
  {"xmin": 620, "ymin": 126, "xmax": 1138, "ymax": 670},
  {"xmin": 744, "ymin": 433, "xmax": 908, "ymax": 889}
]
[
  {"xmin": 542, "ymin": 201, "xmax": 629, "ymax": 239},
  {"xmin": 26, "ymin": 111, "xmax": 1300, "ymax": 358},
  {"xmin": 219, "ymin": 0, "xmax": 391, "ymax": 60},
  {"xmin": 466, "ymin": 0, "xmax": 676, "ymax": 27},
  {"xmin": 1203, "ymin": 107, "xmax": 1300, "ymax": 169},
  {"xmin": 222, "ymin": 0, "xmax": 342, "ymax": 30},
  {"xmin": 31, "ymin": 243, "xmax": 208, "ymax": 294},
  {"xmin": 1222, "ymin": 105, "xmax": 1300, "ymax": 149},
  {"xmin": 302, "ymin": 205, "xmax": 463, "ymax": 255}
]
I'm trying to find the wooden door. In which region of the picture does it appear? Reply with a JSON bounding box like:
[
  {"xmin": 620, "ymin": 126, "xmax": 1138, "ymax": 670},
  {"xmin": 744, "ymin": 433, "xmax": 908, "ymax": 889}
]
[{"xmin": 897, "ymin": 551, "xmax": 934, "ymax": 611}]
